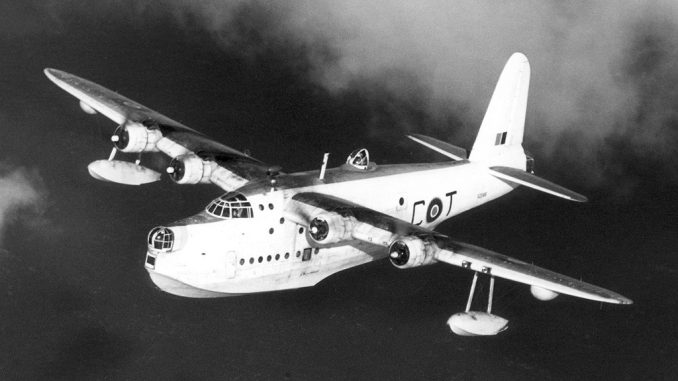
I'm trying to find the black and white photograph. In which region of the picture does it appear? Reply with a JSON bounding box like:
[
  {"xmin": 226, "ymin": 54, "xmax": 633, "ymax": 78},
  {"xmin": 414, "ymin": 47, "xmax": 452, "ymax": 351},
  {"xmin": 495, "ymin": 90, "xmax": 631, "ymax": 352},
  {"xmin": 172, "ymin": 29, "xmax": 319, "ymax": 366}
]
[{"xmin": 0, "ymin": 1, "xmax": 676, "ymax": 380}]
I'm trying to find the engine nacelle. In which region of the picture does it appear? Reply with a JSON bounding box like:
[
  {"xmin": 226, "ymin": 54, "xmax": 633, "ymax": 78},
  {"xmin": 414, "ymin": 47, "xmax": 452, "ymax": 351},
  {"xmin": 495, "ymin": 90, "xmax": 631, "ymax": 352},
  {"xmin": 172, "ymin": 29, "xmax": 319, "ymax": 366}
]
[
  {"xmin": 530, "ymin": 285, "xmax": 559, "ymax": 301},
  {"xmin": 167, "ymin": 154, "xmax": 213, "ymax": 184},
  {"xmin": 388, "ymin": 236, "xmax": 437, "ymax": 269},
  {"xmin": 111, "ymin": 124, "xmax": 162, "ymax": 153},
  {"xmin": 308, "ymin": 213, "xmax": 354, "ymax": 244}
]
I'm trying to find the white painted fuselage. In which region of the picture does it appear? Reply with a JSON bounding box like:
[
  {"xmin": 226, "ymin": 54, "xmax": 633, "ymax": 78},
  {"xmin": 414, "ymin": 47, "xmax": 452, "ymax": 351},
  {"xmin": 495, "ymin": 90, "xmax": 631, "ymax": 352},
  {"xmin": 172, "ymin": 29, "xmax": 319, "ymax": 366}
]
[{"xmin": 145, "ymin": 160, "xmax": 519, "ymax": 297}]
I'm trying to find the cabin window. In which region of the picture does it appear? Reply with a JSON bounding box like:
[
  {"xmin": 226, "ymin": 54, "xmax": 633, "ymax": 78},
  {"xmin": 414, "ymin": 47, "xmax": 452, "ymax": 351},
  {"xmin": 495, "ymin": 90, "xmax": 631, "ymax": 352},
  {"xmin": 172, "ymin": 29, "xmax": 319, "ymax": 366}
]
[
  {"xmin": 302, "ymin": 248, "xmax": 312, "ymax": 261},
  {"xmin": 145, "ymin": 255, "xmax": 156, "ymax": 268}
]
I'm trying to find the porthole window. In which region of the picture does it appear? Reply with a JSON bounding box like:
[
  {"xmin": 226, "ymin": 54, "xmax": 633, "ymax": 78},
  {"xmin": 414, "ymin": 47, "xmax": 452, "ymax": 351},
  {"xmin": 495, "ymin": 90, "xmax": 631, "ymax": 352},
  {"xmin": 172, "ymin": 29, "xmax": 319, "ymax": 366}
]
[
  {"xmin": 258, "ymin": 256, "xmax": 263, "ymax": 263},
  {"xmin": 299, "ymin": 227, "xmax": 304, "ymax": 234},
  {"xmin": 285, "ymin": 252, "xmax": 289, "ymax": 259},
  {"xmin": 268, "ymin": 203, "xmax": 274, "ymax": 210},
  {"xmin": 275, "ymin": 254, "xmax": 280, "ymax": 260},
  {"xmin": 279, "ymin": 217, "xmax": 285, "ymax": 224},
  {"xmin": 259, "ymin": 204, "xmax": 264, "ymax": 211},
  {"xmin": 296, "ymin": 251, "xmax": 301, "ymax": 258},
  {"xmin": 239, "ymin": 258, "xmax": 245, "ymax": 266},
  {"xmin": 267, "ymin": 255, "xmax": 272, "ymax": 262},
  {"xmin": 269, "ymin": 228, "xmax": 274, "ymax": 234},
  {"xmin": 315, "ymin": 248, "xmax": 320, "ymax": 255},
  {"xmin": 398, "ymin": 197, "xmax": 404, "ymax": 206},
  {"xmin": 249, "ymin": 258, "xmax": 254, "ymax": 264}
]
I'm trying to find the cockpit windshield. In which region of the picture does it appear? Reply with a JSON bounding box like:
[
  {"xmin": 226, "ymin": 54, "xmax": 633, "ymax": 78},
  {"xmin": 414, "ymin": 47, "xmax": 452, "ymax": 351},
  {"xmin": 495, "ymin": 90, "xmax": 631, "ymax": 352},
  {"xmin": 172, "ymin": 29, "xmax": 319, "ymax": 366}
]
[{"xmin": 205, "ymin": 192, "xmax": 253, "ymax": 219}]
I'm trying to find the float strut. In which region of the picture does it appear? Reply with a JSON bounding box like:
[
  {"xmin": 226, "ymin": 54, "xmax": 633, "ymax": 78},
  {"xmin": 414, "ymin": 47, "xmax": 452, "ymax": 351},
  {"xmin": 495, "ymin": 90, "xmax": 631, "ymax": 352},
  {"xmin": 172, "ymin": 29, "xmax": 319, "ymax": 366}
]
[
  {"xmin": 108, "ymin": 147, "xmax": 117, "ymax": 161},
  {"xmin": 465, "ymin": 272, "xmax": 478, "ymax": 313},
  {"xmin": 487, "ymin": 276, "xmax": 495, "ymax": 314}
]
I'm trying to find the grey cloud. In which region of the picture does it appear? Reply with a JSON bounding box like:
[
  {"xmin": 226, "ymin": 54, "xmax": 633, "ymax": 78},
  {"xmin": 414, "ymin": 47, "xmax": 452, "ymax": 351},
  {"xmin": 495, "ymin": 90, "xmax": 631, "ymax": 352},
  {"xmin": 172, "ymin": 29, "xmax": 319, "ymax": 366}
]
[
  {"xmin": 0, "ymin": 164, "xmax": 48, "ymax": 246},
  {"xmin": 164, "ymin": 1, "xmax": 678, "ymax": 184}
]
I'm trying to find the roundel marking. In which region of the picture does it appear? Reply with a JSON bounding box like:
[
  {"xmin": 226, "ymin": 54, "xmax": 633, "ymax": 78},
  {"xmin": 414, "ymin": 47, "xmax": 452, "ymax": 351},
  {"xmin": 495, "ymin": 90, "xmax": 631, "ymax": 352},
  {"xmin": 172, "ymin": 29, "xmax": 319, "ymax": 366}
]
[{"xmin": 426, "ymin": 198, "xmax": 443, "ymax": 223}]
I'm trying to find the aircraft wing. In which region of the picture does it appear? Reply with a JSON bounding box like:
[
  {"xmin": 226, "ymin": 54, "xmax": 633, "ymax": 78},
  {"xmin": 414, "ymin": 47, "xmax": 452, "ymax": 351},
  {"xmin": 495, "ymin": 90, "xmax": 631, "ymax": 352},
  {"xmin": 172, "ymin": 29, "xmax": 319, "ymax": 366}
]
[
  {"xmin": 44, "ymin": 68, "xmax": 273, "ymax": 190},
  {"xmin": 288, "ymin": 192, "xmax": 632, "ymax": 305}
]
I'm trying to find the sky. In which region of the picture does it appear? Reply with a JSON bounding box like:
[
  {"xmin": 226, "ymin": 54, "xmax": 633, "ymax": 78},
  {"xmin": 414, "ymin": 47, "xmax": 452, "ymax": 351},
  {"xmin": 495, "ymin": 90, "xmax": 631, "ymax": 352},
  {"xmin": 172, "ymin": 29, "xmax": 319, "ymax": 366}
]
[{"xmin": 0, "ymin": 1, "xmax": 677, "ymax": 380}]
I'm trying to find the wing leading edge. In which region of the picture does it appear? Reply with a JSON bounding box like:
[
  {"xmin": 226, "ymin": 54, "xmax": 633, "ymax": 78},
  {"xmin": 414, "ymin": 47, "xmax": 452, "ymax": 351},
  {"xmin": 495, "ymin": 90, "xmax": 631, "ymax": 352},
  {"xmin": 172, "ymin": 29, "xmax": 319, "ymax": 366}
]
[{"xmin": 287, "ymin": 192, "xmax": 632, "ymax": 305}]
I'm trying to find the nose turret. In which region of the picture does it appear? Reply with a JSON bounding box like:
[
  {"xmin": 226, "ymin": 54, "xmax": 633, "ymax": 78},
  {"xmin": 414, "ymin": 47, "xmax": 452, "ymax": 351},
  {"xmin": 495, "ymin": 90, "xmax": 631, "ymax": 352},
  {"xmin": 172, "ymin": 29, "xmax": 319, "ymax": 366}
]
[{"xmin": 148, "ymin": 226, "xmax": 175, "ymax": 253}]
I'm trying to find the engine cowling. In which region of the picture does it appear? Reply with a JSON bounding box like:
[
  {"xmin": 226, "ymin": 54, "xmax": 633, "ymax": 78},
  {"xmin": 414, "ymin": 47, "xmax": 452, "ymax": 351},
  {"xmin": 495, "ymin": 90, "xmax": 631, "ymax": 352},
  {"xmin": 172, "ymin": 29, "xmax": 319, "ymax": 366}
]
[
  {"xmin": 167, "ymin": 154, "xmax": 213, "ymax": 184},
  {"xmin": 388, "ymin": 236, "xmax": 437, "ymax": 269},
  {"xmin": 111, "ymin": 124, "xmax": 162, "ymax": 153},
  {"xmin": 308, "ymin": 213, "xmax": 354, "ymax": 244}
]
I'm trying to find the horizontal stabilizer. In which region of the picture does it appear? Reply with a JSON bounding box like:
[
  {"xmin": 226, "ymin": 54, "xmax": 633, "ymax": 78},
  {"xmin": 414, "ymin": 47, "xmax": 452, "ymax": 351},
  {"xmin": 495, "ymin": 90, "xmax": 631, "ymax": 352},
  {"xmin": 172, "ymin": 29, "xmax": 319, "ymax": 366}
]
[
  {"xmin": 88, "ymin": 160, "xmax": 161, "ymax": 185},
  {"xmin": 489, "ymin": 166, "xmax": 587, "ymax": 202},
  {"xmin": 407, "ymin": 134, "xmax": 468, "ymax": 161}
]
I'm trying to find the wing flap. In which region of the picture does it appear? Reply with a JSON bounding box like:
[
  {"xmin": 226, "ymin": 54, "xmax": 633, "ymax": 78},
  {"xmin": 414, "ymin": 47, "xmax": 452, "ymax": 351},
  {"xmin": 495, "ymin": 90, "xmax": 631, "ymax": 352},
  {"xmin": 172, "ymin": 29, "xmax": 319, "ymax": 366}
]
[{"xmin": 489, "ymin": 166, "xmax": 588, "ymax": 202}]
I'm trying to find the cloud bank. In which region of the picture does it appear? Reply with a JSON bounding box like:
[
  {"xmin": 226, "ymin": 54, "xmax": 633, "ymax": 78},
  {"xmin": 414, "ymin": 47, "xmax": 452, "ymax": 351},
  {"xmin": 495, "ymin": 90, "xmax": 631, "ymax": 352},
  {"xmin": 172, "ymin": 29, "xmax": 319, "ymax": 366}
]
[{"xmin": 167, "ymin": 1, "xmax": 678, "ymax": 182}]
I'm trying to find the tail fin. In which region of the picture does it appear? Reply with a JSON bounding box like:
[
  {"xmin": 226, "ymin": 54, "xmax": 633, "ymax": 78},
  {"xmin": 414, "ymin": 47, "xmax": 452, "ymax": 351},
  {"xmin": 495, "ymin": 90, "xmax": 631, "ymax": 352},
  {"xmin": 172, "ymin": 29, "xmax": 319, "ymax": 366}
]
[{"xmin": 469, "ymin": 53, "xmax": 530, "ymax": 167}]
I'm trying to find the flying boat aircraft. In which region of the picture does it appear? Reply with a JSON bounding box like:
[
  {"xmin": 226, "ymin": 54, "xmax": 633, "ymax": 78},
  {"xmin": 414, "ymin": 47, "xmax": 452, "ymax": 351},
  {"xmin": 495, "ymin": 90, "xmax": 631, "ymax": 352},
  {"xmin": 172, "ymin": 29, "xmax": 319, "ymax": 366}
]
[{"xmin": 44, "ymin": 53, "xmax": 631, "ymax": 336}]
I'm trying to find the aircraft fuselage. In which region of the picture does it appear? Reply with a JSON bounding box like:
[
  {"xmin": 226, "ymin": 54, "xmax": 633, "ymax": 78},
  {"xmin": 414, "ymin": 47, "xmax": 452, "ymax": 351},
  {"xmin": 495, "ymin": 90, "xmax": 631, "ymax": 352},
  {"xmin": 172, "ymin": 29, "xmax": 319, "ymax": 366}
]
[{"xmin": 145, "ymin": 159, "xmax": 519, "ymax": 297}]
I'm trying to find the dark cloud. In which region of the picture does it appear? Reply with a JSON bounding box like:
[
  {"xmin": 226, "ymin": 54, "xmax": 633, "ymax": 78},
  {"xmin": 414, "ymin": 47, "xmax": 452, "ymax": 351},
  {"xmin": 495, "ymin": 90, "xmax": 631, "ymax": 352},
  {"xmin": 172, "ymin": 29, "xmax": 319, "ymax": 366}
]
[{"xmin": 43, "ymin": 325, "xmax": 134, "ymax": 380}]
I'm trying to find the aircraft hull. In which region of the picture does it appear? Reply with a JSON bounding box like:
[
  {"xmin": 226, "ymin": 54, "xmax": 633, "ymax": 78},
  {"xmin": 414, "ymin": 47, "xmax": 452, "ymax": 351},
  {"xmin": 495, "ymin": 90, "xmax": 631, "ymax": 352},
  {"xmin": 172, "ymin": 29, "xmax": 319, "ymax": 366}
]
[{"xmin": 146, "ymin": 161, "xmax": 516, "ymax": 296}]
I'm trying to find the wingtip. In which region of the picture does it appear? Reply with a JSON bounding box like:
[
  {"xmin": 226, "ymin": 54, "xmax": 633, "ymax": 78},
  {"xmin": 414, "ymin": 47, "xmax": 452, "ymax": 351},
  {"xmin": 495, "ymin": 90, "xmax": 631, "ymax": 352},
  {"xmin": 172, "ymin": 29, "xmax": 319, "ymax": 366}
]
[
  {"xmin": 570, "ymin": 194, "xmax": 589, "ymax": 203},
  {"xmin": 43, "ymin": 68, "xmax": 60, "ymax": 82}
]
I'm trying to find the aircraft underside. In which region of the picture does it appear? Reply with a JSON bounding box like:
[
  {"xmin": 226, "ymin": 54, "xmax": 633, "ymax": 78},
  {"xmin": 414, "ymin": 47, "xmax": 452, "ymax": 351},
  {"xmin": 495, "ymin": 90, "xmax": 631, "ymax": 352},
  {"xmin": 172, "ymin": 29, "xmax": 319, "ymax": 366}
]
[{"xmin": 146, "ymin": 243, "xmax": 384, "ymax": 297}]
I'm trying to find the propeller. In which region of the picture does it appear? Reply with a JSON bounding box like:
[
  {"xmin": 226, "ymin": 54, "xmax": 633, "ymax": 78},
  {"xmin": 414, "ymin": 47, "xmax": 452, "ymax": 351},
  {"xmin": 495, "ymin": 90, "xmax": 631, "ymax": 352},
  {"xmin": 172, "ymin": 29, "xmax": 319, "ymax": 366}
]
[
  {"xmin": 389, "ymin": 240, "xmax": 410, "ymax": 266},
  {"xmin": 166, "ymin": 157, "xmax": 185, "ymax": 182},
  {"xmin": 106, "ymin": 122, "xmax": 128, "ymax": 161},
  {"xmin": 309, "ymin": 217, "xmax": 329, "ymax": 241}
]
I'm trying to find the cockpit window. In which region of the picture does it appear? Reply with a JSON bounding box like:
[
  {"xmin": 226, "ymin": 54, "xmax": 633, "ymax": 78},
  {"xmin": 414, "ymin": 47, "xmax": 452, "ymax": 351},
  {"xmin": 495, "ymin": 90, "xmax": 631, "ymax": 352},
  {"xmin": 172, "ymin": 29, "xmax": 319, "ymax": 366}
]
[
  {"xmin": 205, "ymin": 192, "xmax": 253, "ymax": 219},
  {"xmin": 346, "ymin": 148, "xmax": 370, "ymax": 170}
]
